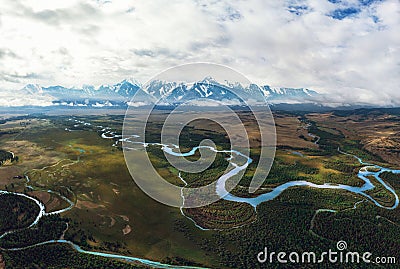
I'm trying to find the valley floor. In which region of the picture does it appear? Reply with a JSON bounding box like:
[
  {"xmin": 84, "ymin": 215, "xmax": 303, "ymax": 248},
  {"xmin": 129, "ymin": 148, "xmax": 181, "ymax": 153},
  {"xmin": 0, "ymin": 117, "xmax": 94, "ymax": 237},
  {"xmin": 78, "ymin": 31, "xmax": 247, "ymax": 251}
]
[{"xmin": 0, "ymin": 109, "xmax": 399, "ymax": 268}]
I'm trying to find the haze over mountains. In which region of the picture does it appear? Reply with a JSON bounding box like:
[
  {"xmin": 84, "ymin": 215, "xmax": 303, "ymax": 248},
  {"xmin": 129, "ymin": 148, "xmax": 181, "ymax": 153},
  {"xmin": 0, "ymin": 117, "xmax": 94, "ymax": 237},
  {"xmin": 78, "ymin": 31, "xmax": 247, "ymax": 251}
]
[{"xmin": 4, "ymin": 77, "xmax": 320, "ymax": 108}]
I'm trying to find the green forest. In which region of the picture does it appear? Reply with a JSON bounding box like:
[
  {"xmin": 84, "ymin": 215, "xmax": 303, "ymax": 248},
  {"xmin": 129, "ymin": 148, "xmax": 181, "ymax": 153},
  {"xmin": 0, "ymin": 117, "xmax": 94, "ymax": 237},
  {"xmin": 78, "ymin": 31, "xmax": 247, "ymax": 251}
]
[{"xmin": 0, "ymin": 150, "xmax": 17, "ymax": 166}]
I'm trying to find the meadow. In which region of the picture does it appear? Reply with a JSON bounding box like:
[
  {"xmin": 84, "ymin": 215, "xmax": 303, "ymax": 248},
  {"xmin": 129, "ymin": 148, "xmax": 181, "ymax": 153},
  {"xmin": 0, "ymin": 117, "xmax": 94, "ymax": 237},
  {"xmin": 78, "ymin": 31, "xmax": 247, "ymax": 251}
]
[{"xmin": 0, "ymin": 109, "xmax": 399, "ymax": 268}]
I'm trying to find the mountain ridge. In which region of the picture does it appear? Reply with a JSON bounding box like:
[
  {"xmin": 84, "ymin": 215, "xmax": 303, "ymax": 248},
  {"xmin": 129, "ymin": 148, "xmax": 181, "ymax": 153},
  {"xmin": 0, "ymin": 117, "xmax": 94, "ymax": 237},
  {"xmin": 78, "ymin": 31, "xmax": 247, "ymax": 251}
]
[{"xmin": 11, "ymin": 78, "xmax": 320, "ymax": 108}]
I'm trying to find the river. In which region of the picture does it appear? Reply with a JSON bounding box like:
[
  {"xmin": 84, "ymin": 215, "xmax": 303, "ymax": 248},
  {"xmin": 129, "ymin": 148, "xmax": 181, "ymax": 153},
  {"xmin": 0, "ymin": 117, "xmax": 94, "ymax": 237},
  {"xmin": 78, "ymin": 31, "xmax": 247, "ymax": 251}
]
[{"xmin": 1, "ymin": 117, "xmax": 399, "ymax": 268}]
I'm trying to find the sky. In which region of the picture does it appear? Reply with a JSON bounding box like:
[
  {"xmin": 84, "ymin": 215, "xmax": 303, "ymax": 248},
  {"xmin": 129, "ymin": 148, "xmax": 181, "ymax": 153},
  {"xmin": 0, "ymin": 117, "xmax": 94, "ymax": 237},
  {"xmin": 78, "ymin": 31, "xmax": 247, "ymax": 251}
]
[{"xmin": 0, "ymin": 0, "xmax": 399, "ymax": 106}]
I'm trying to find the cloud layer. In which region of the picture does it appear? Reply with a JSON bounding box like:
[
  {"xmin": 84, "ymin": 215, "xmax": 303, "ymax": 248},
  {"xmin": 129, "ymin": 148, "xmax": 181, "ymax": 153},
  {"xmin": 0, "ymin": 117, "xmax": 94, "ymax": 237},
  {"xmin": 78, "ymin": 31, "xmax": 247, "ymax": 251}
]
[{"xmin": 0, "ymin": 0, "xmax": 399, "ymax": 106}]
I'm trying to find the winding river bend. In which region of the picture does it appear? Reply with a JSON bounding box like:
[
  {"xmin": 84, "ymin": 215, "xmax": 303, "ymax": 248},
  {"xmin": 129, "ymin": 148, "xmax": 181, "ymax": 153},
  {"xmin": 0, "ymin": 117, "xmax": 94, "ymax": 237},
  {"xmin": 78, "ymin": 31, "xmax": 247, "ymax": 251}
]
[
  {"xmin": 83, "ymin": 118, "xmax": 400, "ymax": 221},
  {"xmin": 219, "ymin": 148, "xmax": 400, "ymax": 209},
  {"xmin": 1, "ymin": 117, "xmax": 399, "ymax": 268},
  {"xmin": 133, "ymin": 127, "xmax": 400, "ymax": 211},
  {"xmin": 0, "ymin": 178, "xmax": 207, "ymax": 269}
]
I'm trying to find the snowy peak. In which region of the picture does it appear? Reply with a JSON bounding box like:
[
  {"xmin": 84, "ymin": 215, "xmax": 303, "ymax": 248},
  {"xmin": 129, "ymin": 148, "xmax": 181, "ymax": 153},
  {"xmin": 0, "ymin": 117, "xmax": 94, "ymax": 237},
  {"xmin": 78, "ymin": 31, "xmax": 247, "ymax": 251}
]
[
  {"xmin": 142, "ymin": 78, "xmax": 251, "ymax": 105},
  {"xmin": 142, "ymin": 79, "xmax": 182, "ymax": 98},
  {"xmin": 122, "ymin": 78, "xmax": 141, "ymax": 87},
  {"xmin": 199, "ymin": 76, "xmax": 220, "ymax": 85},
  {"xmin": 98, "ymin": 79, "xmax": 141, "ymax": 97},
  {"xmin": 21, "ymin": 84, "xmax": 44, "ymax": 95},
  {"xmin": 13, "ymin": 78, "xmax": 321, "ymax": 107},
  {"xmin": 262, "ymin": 86, "xmax": 319, "ymax": 101},
  {"xmin": 142, "ymin": 77, "xmax": 318, "ymax": 105}
]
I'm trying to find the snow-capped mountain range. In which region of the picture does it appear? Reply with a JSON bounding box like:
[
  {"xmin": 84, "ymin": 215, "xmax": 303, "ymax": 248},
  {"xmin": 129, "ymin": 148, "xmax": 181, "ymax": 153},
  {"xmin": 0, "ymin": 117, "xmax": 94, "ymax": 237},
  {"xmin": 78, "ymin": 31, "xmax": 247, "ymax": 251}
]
[{"xmin": 9, "ymin": 77, "xmax": 320, "ymax": 107}]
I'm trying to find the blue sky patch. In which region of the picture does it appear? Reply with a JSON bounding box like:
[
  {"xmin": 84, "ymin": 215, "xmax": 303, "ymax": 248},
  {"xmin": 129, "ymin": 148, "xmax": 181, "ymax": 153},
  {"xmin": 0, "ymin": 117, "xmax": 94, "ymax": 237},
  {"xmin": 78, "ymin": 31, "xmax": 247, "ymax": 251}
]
[
  {"xmin": 328, "ymin": 0, "xmax": 382, "ymax": 5},
  {"xmin": 359, "ymin": 0, "xmax": 382, "ymax": 6},
  {"xmin": 326, "ymin": 0, "xmax": 384, "ymax": 20},
  {"xmin": 287, "ymin": 5, "xmax": 309, "ymax": 16},
  {"xmin": 329, "ymin": 7, "xmax": 361, "ymax": 20}
]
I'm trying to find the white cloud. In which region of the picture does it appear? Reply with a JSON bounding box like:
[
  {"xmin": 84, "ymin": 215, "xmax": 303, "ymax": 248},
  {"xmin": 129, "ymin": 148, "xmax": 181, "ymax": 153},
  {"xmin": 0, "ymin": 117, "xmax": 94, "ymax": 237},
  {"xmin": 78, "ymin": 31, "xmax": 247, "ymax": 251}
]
[
  {"xmin": 0, "ymin": 0, "xmax": 399, "ymax": 106},
  {"xmin": 0, "ymin": 87, "xmax": 55, "ymax": 107}
]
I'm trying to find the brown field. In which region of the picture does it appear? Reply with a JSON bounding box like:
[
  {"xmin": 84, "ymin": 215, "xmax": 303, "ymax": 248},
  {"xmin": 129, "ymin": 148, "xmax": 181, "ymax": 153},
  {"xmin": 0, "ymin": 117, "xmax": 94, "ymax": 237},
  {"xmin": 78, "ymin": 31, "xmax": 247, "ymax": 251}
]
[
  {"xmin": 308, "ymin": 112, "xmax": 400, "ymax": 166},
  {"xmin": 156, "ymin": 110, "xmax": 318, "ymax": 149},
  {"xmin": 274, "ymin": 113, "xmax": 317, "ymax": 149}
]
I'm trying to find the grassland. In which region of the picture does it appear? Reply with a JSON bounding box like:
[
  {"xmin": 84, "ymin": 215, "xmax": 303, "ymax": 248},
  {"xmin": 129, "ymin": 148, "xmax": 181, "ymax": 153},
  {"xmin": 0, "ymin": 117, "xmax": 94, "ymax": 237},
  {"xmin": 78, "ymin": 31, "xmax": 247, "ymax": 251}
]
[
  {"xmin": 0, "ymin": 110, "xmax": 399, "ymax": 268},
  {"xmin": 0, "ymin": 115, "xmax": 215, "ymax": 267},
  {"xmin": 308, "ymin": 109, "xmax": 400, "ymax": 166}
]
